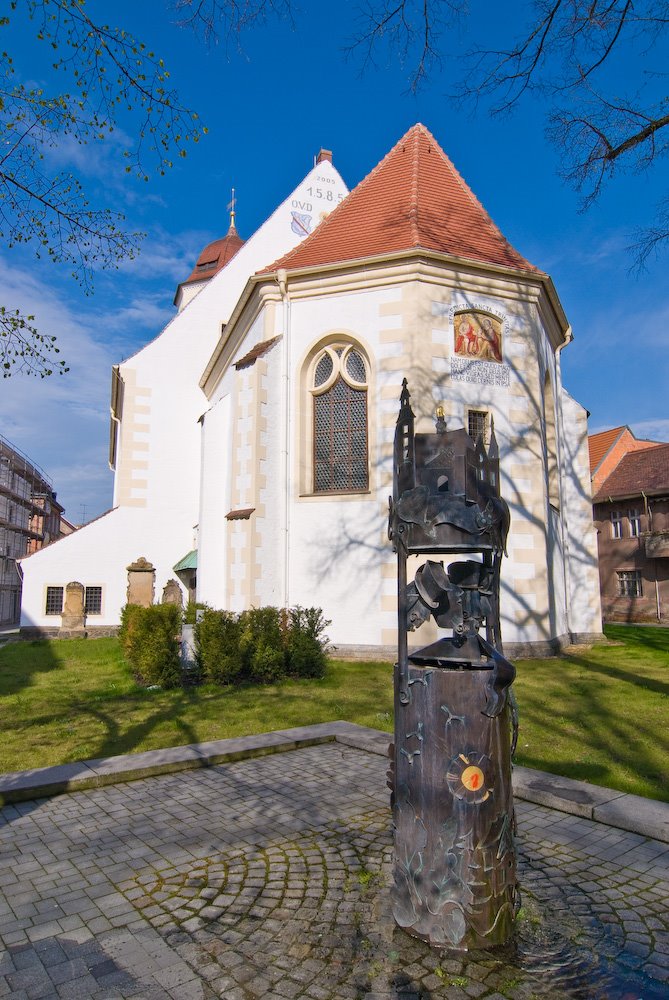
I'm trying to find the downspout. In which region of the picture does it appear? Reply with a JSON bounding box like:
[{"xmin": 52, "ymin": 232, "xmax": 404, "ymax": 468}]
[
  {"xmin": 645, "ymin": 496, "xmax": 661, "ymax": 621},
  {"xmin": 277, "ymin": 269, "xmax": 291, "ymax": 607},
  {"xmin": 554, "ymin": 327, "xmax": 574, "ymax": 639}
]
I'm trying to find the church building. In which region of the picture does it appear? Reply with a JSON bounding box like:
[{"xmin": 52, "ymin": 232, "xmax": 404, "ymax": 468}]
[{"xmin": 19, "ymin": 124, "xmax": 602, "ymax": 656}]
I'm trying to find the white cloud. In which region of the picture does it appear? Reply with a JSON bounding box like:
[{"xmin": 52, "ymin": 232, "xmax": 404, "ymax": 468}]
[
  {"xmin": 0, "ymin": 257, "xmax": 115, "ymax": 518},
  {"xmin": 106, "ymin": 294, "xmax": 174, "ymax": 335},
  {"xmin": 43, "ymin": 126, "xmax": 135, "ymax": 181},
  {"xmin": 115, "ymin": 227, "xmax": 211, "ymax": 283},
  {"xmin": 0, "ymin": 233, "xmax": 209, "ymax": 518},
  {"xmin": 566, "ymin": 295, "xmax": 669, "ymax": 369},
  {"xmin": 630, "ymin": 419, "xmax": 669, "ymax": 443}
]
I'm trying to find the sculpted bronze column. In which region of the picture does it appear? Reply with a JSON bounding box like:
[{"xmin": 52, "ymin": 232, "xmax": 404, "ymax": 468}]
[{"xmin": 387, "ymin": 380, "xmax": 518, "ymax": 950}]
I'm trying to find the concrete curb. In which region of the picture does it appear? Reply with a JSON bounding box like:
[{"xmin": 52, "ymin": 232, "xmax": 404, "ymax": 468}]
[{"xmin": 1, "ymin": 722, "xmax": 668, "ymax": 844}]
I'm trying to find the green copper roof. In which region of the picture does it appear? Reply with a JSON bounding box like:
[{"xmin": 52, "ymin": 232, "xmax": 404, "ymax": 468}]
[{"xmin": 173, "ymin": 549, "xmax": 197, "ymax": 572}]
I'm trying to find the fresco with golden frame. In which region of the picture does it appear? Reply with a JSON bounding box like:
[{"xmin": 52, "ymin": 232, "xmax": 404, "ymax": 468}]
[{"xmin": 454, "ymin": 311, "xmax": 503, "ymax": 363}]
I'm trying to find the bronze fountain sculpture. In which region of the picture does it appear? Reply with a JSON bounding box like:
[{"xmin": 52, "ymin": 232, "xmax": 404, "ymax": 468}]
[{"xmin": 388, "ymin": 380, "xmax": 518, "ymax": 950}]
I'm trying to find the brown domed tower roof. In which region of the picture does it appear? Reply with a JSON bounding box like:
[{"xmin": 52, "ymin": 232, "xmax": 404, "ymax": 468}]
[{"xmin": 182, "ymin": 221, "xmax": 245, "ymax": 287}]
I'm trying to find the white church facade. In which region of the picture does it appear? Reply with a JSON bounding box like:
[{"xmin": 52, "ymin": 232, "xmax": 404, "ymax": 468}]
[{"xmin": 20, "ymin": 125, "xmax": 602, "ymax": 656}]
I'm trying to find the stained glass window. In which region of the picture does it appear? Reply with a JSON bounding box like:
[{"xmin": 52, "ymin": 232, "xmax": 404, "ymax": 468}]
[{"xmin": 312, "ymin": 345, "xmax": 369, "ymax": 493}]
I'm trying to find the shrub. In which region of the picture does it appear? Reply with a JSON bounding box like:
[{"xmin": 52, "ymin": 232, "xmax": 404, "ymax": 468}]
[
  {"xmin": 194, "ymin": 607, "xmax": 242, "ymax": 685},
  {"xmin": 118, "ymin": 603, "xmax": 182, "ymax": 688},
  {"xmin": 286, "ymin": 606, "xmax": 331, "ymax": 679},
  {"xmin": 191, "ymin": 604, "xmax": 331, "ymax": 687},
  {"xmin": 118, "ymin": 603, "xmax": 143, "ymax": 667},
  {"xmin": 184, "ymin": 601, "xmax": 209, "ymax": 625},
  {"xmin": 239, "ymin": 606, "xmax": 286, "ymax": 683}
]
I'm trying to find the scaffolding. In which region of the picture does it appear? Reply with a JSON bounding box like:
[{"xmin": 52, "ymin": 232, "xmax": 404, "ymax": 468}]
[{"xmin": 0, "ymin": 433, "xmax": 59, "ymax": 628}]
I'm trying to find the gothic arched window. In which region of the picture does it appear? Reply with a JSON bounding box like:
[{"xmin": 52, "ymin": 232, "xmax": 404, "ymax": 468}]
[{"xmin": 311, "ymin": 344, "xmax": 369, "ymax": 493}]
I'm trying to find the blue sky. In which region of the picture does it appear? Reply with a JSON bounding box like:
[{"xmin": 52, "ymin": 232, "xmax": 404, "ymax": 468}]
[{"xmin": 1, "ymin": 1, "xmax": 667, "ymax": 522}]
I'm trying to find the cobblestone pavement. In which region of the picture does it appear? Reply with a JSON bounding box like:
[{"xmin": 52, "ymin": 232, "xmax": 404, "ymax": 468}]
[{"xmin": 1, "ymin": 743, "xmax": 668, "ymax": 999}]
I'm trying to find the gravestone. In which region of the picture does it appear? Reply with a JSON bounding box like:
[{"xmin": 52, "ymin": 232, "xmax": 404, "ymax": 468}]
[
  {"xmin": 126, "ymin": 557, "xmax": 155, "ymax": 607},
  {"xmin": 162, "ymin": 579, "xmax": 183, "ymax": 606},
  {"xmin": 61, "ymin": 581, "xmax": 85, "ymax": 633}
]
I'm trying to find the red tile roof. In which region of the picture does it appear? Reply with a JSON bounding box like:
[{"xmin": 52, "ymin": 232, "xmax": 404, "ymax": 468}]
[
  {"xmin": 588, "ymin": 425, "xmax": 664, "ymax": 477},
  {"xmin": 593, "ymin": 443, "xmax": 669, "ymax": 502},
  {"xmin": 234, "ymin": 336, "xmax": 281, "ymax": 370},
  {"xmin": 182, "ymin": 223, "xmax": 245, "ymax": 287},
  {"xmin": 588, "ymin": 426, "xmax": 627, "ymax": 475},
  {"xmin": 261, "ymin": 123, "xmax": 537, "ymax": 275}
]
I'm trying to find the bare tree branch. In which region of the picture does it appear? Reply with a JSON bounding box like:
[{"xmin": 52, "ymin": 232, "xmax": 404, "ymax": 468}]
[
  {"xmin": 344, "ymin": 1, "xmax": 669, "ymax": 264},
  {"xmin": 0, "ymin": 0, "xmax": 207, "ymax": 375},
  {"xmin": 346, "ymin": 0, "xmax": 465, "ymax": 93},
  {"xmin": 628, "ymin": 196, "xmax": 669, "ymax": 270},
  {"xmin": 174, "ymin": 0, "xmax": 295, "ymax": 49}
]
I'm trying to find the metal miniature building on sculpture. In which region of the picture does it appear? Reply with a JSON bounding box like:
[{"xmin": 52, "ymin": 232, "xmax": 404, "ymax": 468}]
[{"xmin": 388, "ymin": 380, "xmax": 518, "ymax": 950}]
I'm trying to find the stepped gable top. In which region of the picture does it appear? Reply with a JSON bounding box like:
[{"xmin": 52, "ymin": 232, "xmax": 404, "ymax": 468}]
[
  {"xmin": 260, "ymin": 124, "xmax": 537, "ymax": 275},
  {"xmin": 593, "ymin": 442, "xmax": 669, "ymax": 502},
  {"xmin": 182, "ymin": 221, "xmax": 245, "ymax": 287}
]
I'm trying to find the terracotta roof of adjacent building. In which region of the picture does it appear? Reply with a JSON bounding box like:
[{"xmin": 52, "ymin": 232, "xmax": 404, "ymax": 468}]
[
  {"xmin": 588, "ymin": 426, "xmax": 627, "ymax": 475},
  {"xmin": 182, "ymin": 222, "xmax": 245, "ymax": 287},
  {"xmin": 260, "ymin": 123, "xmax": 537, "ymax": 275},
  {"xmin": 593, "ymin": 443, "xmax": 669, "ymax": 502},
  {"xmin": 588, "ymin": 425, "xmax": 664, "ymax": 476}
]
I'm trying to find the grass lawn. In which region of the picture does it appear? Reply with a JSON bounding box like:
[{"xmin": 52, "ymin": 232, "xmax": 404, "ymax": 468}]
[{"xmin": 0, "ymin": 624, "xmax": 667, "ymax": 802}]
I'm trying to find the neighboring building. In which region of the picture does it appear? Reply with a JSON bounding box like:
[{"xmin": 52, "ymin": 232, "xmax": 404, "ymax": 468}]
[
  {"xmin": 591, "ymin": 430, "xmax": 669, "ymax": 623},
  {"xmin": 58, "ymin": 516, "xmax": 77, "ymax": 539},
  {"xmin": 20, "ymin": 125, "xmax": 602, "ymax": 654},
  {"xmin": 27, "ymin": 493, "xmax": 66, "ymax": 556},
  {"xmin": 589, "ymin": 425, "xmax": 663, "ymax": 494},
  {"xmin": 0, "ymin": 434, "xmax": 64, "ymax": 628}
]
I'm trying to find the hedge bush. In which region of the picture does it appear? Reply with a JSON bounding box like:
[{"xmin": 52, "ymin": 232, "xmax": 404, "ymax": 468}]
[
  {"xmin": 194, "ymin": 607, "xmax": 242, "ymax": 685},
  {"xmin": 118, "ymin": 603, "xmax": 182, "ymax": 688},
  {"xmin": 119, "ymin": 602, "xmax": 331, "ymax": 689},
  {"xmin": 184, "ymin": 601, "xmax": 209, "ymax": 625},
  {"xmin": 239, "ymin": 606, "xmax": 286, "ymax": 683},
  {"xmin": 196, "ymin": 605, "xmax": 331, "ymax": 685},
  {"xmin": 287, "ymin": 606, "xmax": 330, "ymax": 678}
]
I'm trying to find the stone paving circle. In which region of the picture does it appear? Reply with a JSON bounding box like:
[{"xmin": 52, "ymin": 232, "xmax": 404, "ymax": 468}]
[{"xmin": 1, "ymin": 739, "xmax": 668, "ymax": 999}]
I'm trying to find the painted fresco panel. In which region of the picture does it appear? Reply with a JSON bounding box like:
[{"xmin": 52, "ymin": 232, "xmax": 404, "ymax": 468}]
[{"xmin": 454, "ymin": 311, "xmax": 503, "ymax": 363}]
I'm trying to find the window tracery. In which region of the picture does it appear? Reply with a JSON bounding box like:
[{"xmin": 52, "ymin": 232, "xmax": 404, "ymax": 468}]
[{"xmin": 310, "ymin": 343, "xmax": 369, "ymax": 494}]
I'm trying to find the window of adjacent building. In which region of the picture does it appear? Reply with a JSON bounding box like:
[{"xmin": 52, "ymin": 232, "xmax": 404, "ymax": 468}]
[
  {"xmin": 311, "ymin": 344, "xmax": 369, "ymax": 493},
  {"xmin": 629, "ymin": 508, "xmax": 641, "ymax": 538},
  {"xmin": 84, "ymin": 586, "xmax": 103, "ymax": 615},
  {"xmin": 45, "ymin": 586, "xmax": 64, "ymax": 615},
  {"xmin": 617, "ymin": 570, "xmax": 642, "ymax": 598},
  {"xmin": 467, "ymin": 409, "xmax": 489, "ymax": 444},
  {"xmin": 611, "ymin": 511, "xmax": 623, "ymax": 539}
]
